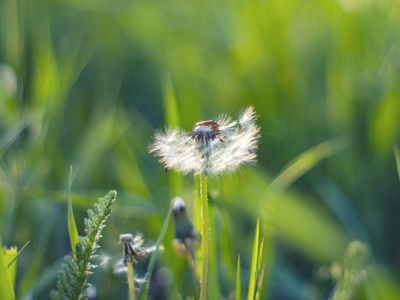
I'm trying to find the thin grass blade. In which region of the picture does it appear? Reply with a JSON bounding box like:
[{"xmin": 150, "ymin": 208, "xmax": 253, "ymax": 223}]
[
  {"xmin": 394, "ymin": 146, "xmax": 400, "ymax": 182},
  {"xmin": 163, "ymin": 73, "xmax": 182, "ymax": 197},
  {"xmin": 7, "ymin": 240, "xmax": 29, "ymax": 269},
  {"xmin": 236, "ymin": 255, "xmax": 241, "ymax": 300},
  {"xmin": 254, "ymin": 224, "xmax": 266, "ymax": 299},
  {"xmin": 67, "ymin": 166, "xmax": 79, "ymax": 257},
  {"xmin": 247, "ymin": 218, "xmax": 259, "ymax": 300},
  {"xmin": 138, "ymin": 200, "xmax": 174, "ymax": 300},
  {"xmin": 270, "ymin": 136, "xmax": 349, "ymax": 190}
]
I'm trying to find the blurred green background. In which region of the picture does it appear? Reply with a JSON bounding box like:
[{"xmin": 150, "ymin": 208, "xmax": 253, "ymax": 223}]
[{"xmin": 1, "ymin": 0, "xmax": 400, "ymax": 298}]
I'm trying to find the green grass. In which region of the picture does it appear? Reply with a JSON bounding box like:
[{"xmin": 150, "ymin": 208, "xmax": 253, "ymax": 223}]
[{"xmin": 1, "ymin": 0, "xmax": 400, "ymax": 298}]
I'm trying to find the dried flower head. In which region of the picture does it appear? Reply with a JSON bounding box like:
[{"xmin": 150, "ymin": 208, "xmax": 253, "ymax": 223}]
[
  {"xmin": 149, "ymin": 106, "xmax": 260, "ymax": 175},
  {"xmin": 119, "ymin": 233, "xmax": 151, "ymax": 265}
]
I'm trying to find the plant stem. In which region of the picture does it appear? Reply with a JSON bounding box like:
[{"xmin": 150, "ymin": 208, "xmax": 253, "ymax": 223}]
[
  {"xmin": 127, "ymin": 261, "xmax": 136, "ymax": 300},
  {"xmin": 200, "ymin": 174, "xmax": 210, "ymax": 300}
]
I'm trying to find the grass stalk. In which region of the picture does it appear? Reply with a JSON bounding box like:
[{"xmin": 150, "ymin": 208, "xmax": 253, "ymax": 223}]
[
  {"xmin": 200, "ymin": 174, "xmax": 210, "ymax": 300},
  {"xmin": 127, "ymin": 261, "xmax": 136, "ymax": 300}
]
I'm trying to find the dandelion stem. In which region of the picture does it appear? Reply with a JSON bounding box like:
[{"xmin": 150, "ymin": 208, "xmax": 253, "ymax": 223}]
[
  {"xmin": 200, "ymin": 174, "xmax": 210, "ymax": 300},
  {"xmin": 127, "ymin": 261, "xmax": 136, "ymax": 300}
]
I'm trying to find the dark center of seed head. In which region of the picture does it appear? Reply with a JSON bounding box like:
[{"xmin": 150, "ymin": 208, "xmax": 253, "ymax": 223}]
[{"xmin": 187, "ymin": 120, "xmax": 221, "ymax": 142}]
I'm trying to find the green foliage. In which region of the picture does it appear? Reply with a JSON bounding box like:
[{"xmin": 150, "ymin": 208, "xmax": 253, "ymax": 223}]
[
  {"xmin": 51, "ymin": 191, "xmax": 116, "ymax": 300},
  {"xmin": 0, "ymin": 236, "xmax": 15, "ymax": 300},
  {"xmin": 1, "ymin": 0, "xmax": 400, "ymax": 298}
]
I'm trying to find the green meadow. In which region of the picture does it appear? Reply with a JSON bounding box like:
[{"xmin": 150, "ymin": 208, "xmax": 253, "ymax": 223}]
[{"xmin": 1, "ymin": 0, "xmax": 400, "ymax": 298}]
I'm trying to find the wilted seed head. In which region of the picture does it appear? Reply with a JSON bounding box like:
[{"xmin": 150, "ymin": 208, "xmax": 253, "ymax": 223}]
[
  {"xmin": 149, "ymin": 106, "xmax": 260, "ymax": 176},
  {"xmin": 119, "ymin": 233, "xmax": 148, "ymax": 265}
]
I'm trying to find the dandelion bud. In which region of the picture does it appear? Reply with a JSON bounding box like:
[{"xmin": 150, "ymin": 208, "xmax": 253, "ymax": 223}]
[{"xmin": 172, "ymin": 197, "xmax": 198, "ymax": 257}]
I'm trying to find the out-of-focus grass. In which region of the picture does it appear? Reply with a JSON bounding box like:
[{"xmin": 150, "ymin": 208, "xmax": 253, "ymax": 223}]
[{"xmin": 0, "ymin": 0, "xmax": 399, "ymax": 298}]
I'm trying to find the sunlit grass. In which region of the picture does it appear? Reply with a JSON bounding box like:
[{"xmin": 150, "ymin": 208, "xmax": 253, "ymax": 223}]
[{"xmin": 0, "ymin": 0, "xmax": 400, "ymax": 298}]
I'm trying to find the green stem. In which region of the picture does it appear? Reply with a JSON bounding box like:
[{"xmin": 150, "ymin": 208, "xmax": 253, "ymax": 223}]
[
  {"xmin": 127, "ymin": 261, "xmax": 136, "ymax": 300},
  {"xmin": 200, "ymin": 174, "xmax": 210, "ymax": 300}
]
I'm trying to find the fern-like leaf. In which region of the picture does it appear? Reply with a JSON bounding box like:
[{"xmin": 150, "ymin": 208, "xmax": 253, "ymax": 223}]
[{"xmin": 51, "ymin": 190, "xmax": 117, "ymax": 300}]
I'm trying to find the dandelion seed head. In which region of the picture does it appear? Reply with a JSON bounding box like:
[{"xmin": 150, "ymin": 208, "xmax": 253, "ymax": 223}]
[
  {"xmin": 149, "ymin": 106, "xmax": 260, "ymax": 176},
  {"xmin": 113, "ymin": 260, "xmax": 128, "ymax": 276}
]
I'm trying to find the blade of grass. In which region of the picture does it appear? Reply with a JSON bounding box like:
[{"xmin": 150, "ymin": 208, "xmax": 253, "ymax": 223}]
[
  {"xmin": 7, "ymin": 240, "xmax": 29, "ymax": 269},
  {"xmin": 163, "ymin": 73, "xmax": 182, "ymax": 197},
  {"xmin": 255, "ymin": 263, "xmax": 265, "ymax": 300},
  {"xmin": 247, "ymin": 218, "xmax": 259, "ymax": 300},
  {"xmin": 270, "ymin": 136, "xmax": 349, "ymax": 190},
  {"xmin": 138, "ymin": 200, "xmax": 174, "ymax": 300},
  {"xmin": 67, "ymin": 165, "xmax": 79, "ymax": 257},
  {"xmin": 254, "ymin": 224, "xmax": 266, "ymax": 299},
  {"xmin": 394, "ymin": 146, "xmax": 400, "ymax": 182},
  {"xmin": 236, "ymin": 255, "xmax": 241, "ymax": 300},
  {"xmin": 0, "ymin": 236, "xmax": 15, "ymax": 300}
]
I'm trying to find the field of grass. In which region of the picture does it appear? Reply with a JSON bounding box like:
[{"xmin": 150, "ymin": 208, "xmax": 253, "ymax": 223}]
[{"xmin": 1, "ymin": 0, "xmax": 400, "ymax": 299}]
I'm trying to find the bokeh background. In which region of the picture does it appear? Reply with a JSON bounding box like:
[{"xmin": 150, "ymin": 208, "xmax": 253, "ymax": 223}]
[{"xmin": 1, "ymin": 0, "xmax": 400, "ymax": 298}]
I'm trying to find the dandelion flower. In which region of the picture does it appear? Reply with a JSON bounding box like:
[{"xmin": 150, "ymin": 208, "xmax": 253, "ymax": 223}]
[{"xmin": 149, "ymin": 106, "xmax": 260, "ymax": 175}]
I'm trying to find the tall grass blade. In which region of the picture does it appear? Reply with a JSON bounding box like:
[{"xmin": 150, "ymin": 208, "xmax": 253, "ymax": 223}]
[
  {"xmin": 7, "ymin": 240, "xmax": 29, "ymax": 269},
  {"xmin": 270, "ymin": 136, "xmax": 349, "ymax": 190},
  {"xmin": 138, "ymin": 200, "xmax": 174, "ymax": 300},
  {"xmin": 236, "ymin": 255, "xmax": 241, "ymax": 300},
  {"xmin": 0, "ymin": 236, "xmax": 15, "ymax": 300},
  {"xmin": 247, "ymin": 218, "xmax": 259, "ymax": 300},
  {"xmin": 67, "ymin": 166, "xmax": 79, "ymax": 258},
  {"xmin": 394, "ymin": 146, "xmax": 400, "ymax": 182},
  {"xmin": 163, "ymin": 73, "xmax": 182, "ymax": 197},
  {"xmin": 254, "ymin": 224, "xmax": 266, "ymax": 299}
]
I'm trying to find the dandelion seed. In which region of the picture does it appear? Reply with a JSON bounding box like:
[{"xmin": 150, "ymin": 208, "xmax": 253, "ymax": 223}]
[
  {"xmin": 113, "ymin": 260, "xmax": 128, "ymax": 276},
  {"xmin": 98, "ymin": 252, "xmax": 111, "ymax": 267},
  {"xmin": 149, "ymin": 106, "xmax": 260, "ymax": 175}
]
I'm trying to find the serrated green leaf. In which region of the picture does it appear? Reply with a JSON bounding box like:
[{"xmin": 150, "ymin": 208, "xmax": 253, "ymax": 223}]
[{"xmin": 247, "ymin": 218, "xmax": 259, "ymax": 300}]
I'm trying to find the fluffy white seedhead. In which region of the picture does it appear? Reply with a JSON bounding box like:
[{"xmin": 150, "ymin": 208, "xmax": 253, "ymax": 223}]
[{"xmin": 149, "ymin": 106, "xmax": 260, "ymax": 176}]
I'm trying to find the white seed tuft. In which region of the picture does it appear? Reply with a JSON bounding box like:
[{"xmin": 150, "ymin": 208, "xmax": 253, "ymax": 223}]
[{"xmin": 149, "ymin": 106, "xmax": 260, "ymax": 176}]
